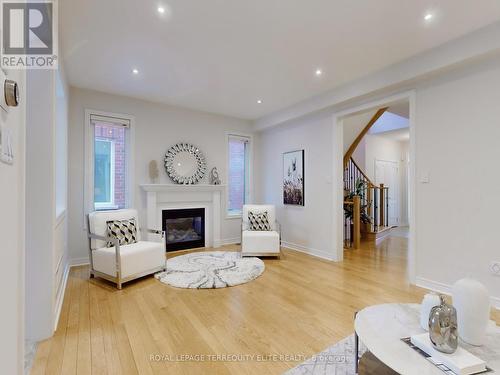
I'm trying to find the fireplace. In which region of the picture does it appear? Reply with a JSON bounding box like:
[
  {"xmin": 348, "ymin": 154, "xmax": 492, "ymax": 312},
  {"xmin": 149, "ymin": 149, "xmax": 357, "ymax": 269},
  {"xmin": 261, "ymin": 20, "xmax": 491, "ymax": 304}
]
[{"xmin": 162, "ymin": 208, "xmax": 205, "ymax": 251}]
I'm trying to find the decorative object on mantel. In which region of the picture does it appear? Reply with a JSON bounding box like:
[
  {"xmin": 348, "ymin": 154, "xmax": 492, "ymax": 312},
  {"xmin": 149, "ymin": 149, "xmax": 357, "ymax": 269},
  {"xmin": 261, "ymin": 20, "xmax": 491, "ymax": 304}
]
[
  {"xmin": 164, "ymin": 142, "xmax": 207, "ymax": 184},
  {"xmin": 209, "ymin": 167, "xmax": 221, "ymax": 185},
  {"xmin": 420, "ymin": 292, "xmax": 441, "ymax": 331},
  {"xmin": 155, "ymin": 251, "xmax": 264, "ymax": 288},
  {"xmin": 283, "ymin": 149, "xmax": 304, "ymax": 206},
  {"xmin": 452, "ymin": 277, "xmax": 491, "ymax": 346},
  {"xmin": 148, "ymin": 160, "xmax": 159, "ymax": 183},
  {"xmin": 428, "ymin": 294, "xmax": 458, "ymax": 354}
]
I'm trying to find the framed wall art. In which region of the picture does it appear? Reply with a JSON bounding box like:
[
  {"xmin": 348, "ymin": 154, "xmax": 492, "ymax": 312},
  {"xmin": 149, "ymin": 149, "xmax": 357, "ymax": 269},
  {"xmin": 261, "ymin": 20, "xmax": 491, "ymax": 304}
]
[{"xmin": 283, "ymin": 149, "xmax": 304, "ymax": 206}]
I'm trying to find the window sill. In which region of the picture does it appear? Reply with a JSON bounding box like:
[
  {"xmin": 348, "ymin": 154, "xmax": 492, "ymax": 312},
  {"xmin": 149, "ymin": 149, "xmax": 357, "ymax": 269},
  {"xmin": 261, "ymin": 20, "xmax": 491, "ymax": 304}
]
[
  {"xmin": 226, "ymin": 213, "xmax": 242, "ymax": 220},
  {"xmin": 95, "ymin": 204, "xmax": 120, "ymax": 211}
]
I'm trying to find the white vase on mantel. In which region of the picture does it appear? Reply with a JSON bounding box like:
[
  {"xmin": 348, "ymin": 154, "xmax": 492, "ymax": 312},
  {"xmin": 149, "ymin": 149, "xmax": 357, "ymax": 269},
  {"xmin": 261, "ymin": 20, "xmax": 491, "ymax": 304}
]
[
  {"xmin": 420, "ymin": 292, "xmax": 441, "ymax": 331},
  {"xmin": 452, "ymin": 278, "xmax": 490, "ymax": 346}
]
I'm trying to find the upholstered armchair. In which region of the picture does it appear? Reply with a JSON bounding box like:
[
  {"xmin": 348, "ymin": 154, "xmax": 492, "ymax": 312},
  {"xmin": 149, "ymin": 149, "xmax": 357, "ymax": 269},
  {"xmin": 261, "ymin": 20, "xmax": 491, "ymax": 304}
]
[
  {"xmin": 87, "ymin": 209, "xmax": 166, "ymax": 289},
  {"xmin": 241, "ymin": 204, "xmax": 281, "ymax": 258}
]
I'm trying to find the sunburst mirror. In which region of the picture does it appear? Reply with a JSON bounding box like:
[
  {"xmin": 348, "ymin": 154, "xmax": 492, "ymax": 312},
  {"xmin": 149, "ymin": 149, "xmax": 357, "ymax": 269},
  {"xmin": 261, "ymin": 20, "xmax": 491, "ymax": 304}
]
[{"xmin": 164, "ymin": 143, "xmax": 207, "ymax": 184}]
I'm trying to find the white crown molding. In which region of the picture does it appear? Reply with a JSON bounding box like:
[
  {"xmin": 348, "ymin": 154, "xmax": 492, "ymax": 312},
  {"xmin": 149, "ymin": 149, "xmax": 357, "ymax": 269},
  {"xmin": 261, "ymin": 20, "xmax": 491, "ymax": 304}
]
[{"xmin": 254, "ymin": 21, "xmax": 500, "ymax": 130}]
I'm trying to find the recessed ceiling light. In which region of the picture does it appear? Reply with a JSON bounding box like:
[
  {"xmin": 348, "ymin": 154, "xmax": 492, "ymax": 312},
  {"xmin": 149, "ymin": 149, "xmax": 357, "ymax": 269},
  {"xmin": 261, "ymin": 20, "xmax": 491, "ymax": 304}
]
[
  {"xmin": 424, "ymin": 13, "xmax": 433, "ymax": 21},
  {"xmin": 257, "ymin": 99, "xmax": 263, "ymax": 104},
  {"xmin": 315, "ymin": 69, "xmax": 323, "ymax": 76},
  {"xmin": 132, "ymin": 68, "xmax": 139, "ymax": 75},
  {"xmin": 158, "ymin": 6, "xmax": 165, "ymax": 14}
]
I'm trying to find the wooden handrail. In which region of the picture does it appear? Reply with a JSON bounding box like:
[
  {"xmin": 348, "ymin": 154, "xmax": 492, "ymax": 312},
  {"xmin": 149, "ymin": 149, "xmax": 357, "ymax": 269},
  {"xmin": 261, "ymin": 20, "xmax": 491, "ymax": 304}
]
[{"xmin": 343, "ymin": 107, "xmax": 389, "ymax": 169}]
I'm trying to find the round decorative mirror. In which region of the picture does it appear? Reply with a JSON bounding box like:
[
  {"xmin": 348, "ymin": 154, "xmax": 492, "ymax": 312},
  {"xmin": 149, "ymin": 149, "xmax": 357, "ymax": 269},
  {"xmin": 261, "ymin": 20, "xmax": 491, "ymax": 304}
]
[{"xmin": 164, "ymin": 143, "xmax": 207, "ymax": 184}]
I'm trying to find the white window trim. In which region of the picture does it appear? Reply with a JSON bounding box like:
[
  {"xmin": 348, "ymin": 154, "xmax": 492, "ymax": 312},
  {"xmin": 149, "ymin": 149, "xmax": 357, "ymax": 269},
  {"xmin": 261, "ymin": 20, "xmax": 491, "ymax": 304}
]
[
  {"xmin": 94, "ymin": 138, "xmax": 116, "ymax": 210},
  {"xmin": 225, "ymin": 132, "xmax": 253, "ymax": 219},
  {"xmin": 84, "ymin": 109, "xmax": 135, "ymax": 229}
]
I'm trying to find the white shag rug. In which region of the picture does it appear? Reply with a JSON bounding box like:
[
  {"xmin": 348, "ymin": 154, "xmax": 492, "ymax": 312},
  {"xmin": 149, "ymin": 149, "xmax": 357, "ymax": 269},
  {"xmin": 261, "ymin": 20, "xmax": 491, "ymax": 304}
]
[
  {"xmin": 284, "ymin": 335, "xmax": 366, "ymax": 375},
  {"xmin": 155, "ymin": 251, "xmax": 265, "ymax": 289}
]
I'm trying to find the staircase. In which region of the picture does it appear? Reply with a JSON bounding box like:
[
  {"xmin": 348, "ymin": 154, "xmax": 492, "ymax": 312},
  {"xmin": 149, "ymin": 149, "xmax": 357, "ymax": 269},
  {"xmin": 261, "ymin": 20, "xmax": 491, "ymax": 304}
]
[{"xmin": 344, "ymin": 108, "xmax": 392, "ymax": 249}]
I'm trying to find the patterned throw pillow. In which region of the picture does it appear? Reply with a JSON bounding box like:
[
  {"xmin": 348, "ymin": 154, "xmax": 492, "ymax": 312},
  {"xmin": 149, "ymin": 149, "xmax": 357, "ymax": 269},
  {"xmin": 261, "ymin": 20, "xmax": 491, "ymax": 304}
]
[
  {"xmin": 106, "ymin": 219, "xmax": 138, "ymax": 247},
  {"xmin": 248, "ymin": 211, "xmax": 271, "ymax": 231}
]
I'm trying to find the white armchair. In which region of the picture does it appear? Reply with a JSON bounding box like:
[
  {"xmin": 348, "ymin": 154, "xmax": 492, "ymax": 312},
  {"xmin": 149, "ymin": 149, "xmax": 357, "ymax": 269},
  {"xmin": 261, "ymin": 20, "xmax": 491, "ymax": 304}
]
[
  {"xmin": 241, "ymin": 205, "xmax": 281, "ymax": 258},
  {"xmin": 87, "ymin": 209, "xmax": 166, "ymax": 289}
]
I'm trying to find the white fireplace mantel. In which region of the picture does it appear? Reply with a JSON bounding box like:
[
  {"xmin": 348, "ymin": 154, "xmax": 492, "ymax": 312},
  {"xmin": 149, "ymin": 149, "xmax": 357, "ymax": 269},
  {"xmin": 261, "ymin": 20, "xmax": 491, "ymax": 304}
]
[
  {"xmin": 140, "ymin": 184, "xmax": 226, "ymax": 248},
  {"xmin": 140, "ymin": 184, "xmax": 226, "ymax": 193}
]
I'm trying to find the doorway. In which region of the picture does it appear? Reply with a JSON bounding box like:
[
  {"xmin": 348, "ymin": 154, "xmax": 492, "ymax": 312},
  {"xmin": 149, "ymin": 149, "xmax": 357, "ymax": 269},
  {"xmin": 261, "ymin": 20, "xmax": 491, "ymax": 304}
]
[{"xmin": 334, "ymin": 91, "xmax": 416, "ymax": 282}]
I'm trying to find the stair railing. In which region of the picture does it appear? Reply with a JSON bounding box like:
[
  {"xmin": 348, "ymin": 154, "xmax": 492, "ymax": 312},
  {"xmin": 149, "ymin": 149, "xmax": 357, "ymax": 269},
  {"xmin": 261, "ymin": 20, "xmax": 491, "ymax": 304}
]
[
  {"xmin": 344, "ymin": 158, "xmax": 389, "ymax": 247},
  {"xmin": 343, "ymin": 196, "xmax": 361, "ymax": 249}
]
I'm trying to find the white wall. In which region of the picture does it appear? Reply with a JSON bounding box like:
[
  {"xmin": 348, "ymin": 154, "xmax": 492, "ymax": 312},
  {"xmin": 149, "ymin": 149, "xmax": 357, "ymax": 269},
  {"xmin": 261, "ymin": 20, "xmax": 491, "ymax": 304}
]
[
  {"xmin": 25, "ymin": 66, "xmax": 70, "ymax": 343},
  {"xmin": 255, "ymin": 112, "xmax": 334, "ymax": 259},
  {"xmin": 258, "ymin": 54, "xmax": 500, "ymax": 306},
  {"xmin": 362, "ymin": 134, "xmax": 408, "ymax": 225},
  {"xmin": 0, "ymin": 69, "xmax": 26, "ymax": 374},
  {"xmin": 53, "ymin": 67, "xmax": 70, "ymax": 331},
  {"xmin": 25, "ymin": 71, "xmax": 55, "ymax": 341},
  {"xmin": 342, "ymin": 109, "xmax": 376, "ymax": 155},
  {"xmin": 68, "ymin": 87, "xmax": 254, "ymax": 262},
  {"xmin": 414, "ymin": 57, "xmax": 500, "ymax": 304}
]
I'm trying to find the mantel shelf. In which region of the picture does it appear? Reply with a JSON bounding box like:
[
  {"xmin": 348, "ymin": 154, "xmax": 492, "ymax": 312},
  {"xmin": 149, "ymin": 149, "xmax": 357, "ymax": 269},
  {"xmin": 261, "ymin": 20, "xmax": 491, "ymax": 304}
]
[{"xmin": 140, "ymin": 184, "xmax": 226, "ymax": 192}]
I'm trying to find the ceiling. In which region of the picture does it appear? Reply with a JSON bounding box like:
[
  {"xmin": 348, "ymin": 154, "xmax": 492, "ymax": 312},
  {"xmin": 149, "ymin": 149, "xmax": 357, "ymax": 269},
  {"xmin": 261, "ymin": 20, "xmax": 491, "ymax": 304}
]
[
  {"xmin": 388, "ymin": 102, "xmax": 409, "ymax": 119},
  {"xmin": 60, "ymin": 0, "xmax": 500, "ymax": 120},
  {"xmin": 374, "ymin": 128, "xmax": 410, "ymax": 142}
]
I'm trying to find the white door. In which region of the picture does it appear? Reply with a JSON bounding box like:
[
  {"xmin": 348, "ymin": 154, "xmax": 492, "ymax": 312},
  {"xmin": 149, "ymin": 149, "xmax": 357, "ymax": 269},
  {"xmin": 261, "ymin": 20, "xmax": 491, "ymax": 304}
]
[{"xmin": 374, "ymin": 160, "xmax": 399, "ymax": 226}]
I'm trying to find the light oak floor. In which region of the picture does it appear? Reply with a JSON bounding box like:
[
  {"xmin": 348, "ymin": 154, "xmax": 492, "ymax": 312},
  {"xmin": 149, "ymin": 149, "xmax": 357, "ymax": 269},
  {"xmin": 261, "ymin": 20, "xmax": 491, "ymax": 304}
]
[{"xmin": 31, "ymin": 235, "xmax": 499, "ymax": 375}]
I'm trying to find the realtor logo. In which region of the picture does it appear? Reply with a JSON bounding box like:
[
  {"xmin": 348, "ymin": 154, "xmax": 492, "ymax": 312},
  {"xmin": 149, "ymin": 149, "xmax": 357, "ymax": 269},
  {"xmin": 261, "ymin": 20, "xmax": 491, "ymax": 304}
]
[{"xmin": 1, "ymin": 0, "xmax": 58, "ymax": 69}]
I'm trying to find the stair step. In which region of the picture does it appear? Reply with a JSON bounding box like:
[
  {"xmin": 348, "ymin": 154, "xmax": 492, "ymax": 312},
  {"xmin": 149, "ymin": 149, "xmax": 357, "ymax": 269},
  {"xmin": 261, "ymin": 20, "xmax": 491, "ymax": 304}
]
[{"xmin": 362, "ymin": 226, "xmax": 393, "ymax": 242}]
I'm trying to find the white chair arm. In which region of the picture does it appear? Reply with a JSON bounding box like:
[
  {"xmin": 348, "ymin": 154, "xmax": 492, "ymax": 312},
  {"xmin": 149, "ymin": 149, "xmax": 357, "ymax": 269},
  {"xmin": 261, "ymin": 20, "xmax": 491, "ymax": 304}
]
[
  {"xmin": 88, "ymin": 232, "xmax": 120, "ymax": 249},
  {"xmin": 275, "ymin": 220, "xmax": 281, "ymax": 244}
]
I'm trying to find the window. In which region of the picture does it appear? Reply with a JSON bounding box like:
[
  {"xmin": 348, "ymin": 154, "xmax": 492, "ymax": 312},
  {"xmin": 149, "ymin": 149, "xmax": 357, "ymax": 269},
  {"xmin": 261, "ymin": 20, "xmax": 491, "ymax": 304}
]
[
  {"xmin": 94, "ymin": 138, "xmax": 115, "ymax": 208},
  {"xmin": 227, "ymin": 134, "xmax": 251, "ymax": 216},
  {"xmin": 86, "ymin": 112, "xmax": 133, "ymax": 211}
]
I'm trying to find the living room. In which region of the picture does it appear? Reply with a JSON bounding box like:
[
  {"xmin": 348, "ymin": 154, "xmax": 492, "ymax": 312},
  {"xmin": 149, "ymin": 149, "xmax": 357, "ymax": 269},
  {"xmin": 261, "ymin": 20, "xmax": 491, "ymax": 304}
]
[{"xmin": 2, "ymin": 1, "xmax": 500, "ymax": 374}]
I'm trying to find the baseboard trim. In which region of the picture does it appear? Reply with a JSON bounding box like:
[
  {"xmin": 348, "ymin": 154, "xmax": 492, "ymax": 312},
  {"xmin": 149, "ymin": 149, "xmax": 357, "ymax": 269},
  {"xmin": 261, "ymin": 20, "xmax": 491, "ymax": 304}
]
[
  {"xmin": 220, "ymin": 237, "xmax": 240, "ymax": 246},
  {"xmin": 53, "ymin": 262, "xmax": 70, "ymax": 331},
  {"xmin": 416, "ymin": 277, "xmax": 500, "ymax": 310},
  {"xmin": 281, "ymin": 241, "xmax": 335, "ymax": 261},
  {"xmin": 69, "ymin": 257, "xmax": 90, "ymax": 267}
]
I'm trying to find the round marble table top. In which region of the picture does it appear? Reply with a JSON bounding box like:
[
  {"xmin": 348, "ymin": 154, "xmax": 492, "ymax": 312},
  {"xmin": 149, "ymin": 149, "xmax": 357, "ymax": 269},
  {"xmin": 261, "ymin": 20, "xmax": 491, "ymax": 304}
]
[{"xmin": 354, "ymin": 303, "xmax": 500, "ymax": 375}]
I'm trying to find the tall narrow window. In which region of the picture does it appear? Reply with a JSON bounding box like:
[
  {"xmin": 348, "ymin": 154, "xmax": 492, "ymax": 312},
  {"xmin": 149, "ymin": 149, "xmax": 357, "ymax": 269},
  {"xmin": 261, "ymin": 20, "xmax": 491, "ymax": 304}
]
[
  {"xmin": 89, "ymin": 114, "xmax": 131, "ymax": 210},
  {"xmin": 227, "ymin": 134, "xmax": 251, "ymax": 216}
]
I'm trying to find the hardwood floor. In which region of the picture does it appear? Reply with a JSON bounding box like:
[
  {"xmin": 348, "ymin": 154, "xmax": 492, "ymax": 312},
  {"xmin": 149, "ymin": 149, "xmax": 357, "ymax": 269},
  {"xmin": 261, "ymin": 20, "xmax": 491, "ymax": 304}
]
[{"xmin": 30, "ymin": 236, "xmax": 499, "ymax": 375}]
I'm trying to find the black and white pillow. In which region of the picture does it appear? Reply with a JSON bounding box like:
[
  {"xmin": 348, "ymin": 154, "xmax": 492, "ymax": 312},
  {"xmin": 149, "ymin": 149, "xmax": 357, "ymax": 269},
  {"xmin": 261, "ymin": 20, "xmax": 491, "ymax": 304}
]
[
  {"xmin": 106, "ymin": 218, "xmax": 138, "ymax": 247},
  {"xmin": 248, "ymin": 211, "xmax": 271, "ymax": 231}
]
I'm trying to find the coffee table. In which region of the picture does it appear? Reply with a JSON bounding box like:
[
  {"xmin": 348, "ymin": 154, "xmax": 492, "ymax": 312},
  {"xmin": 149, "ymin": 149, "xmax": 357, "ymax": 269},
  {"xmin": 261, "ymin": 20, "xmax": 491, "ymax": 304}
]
[{"xmin": 354, "ymin": 303, "xmax": 500, "ymax": 374}]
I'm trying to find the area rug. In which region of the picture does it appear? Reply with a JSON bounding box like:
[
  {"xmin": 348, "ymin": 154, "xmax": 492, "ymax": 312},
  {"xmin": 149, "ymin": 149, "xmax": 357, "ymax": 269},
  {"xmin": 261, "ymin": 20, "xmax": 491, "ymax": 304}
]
[
  {"xmin": 155, "ymin": 251, "xmax": 265, "ymax": 289},
  {"xmin": 284, "ymin": 335, "xmax": 366, "ymax": 375}
]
